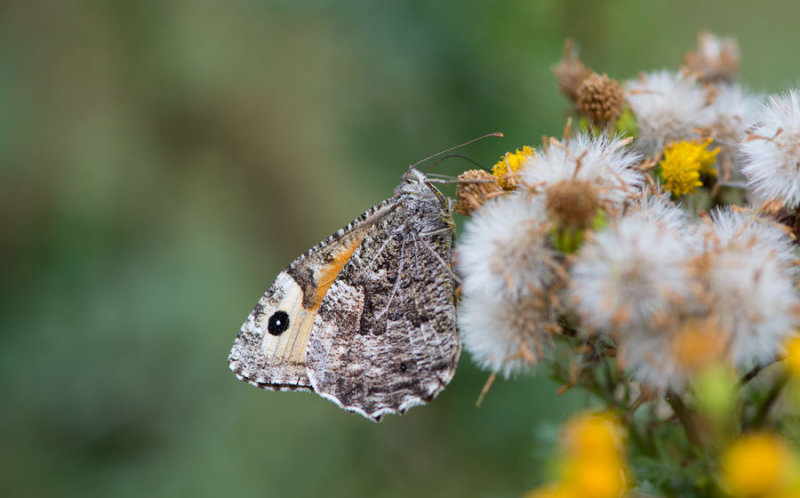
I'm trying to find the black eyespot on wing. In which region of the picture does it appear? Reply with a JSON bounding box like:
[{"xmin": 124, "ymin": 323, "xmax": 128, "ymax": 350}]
[
  {"xmin": 267, "ymin": 311, "xmax": 290, "ymax": 336},
  {"xmin": 399, "ymin": 362, "xmax": 408, "ymax": 373}
]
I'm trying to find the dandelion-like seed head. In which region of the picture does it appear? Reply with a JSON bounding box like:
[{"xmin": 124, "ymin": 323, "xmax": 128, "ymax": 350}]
[
  {"xmin": 684, "ymin": 31, "xmax": 740, "ymax": 83},
  {"xmin": 576, "ymin": 73, "xmax": 625, "ymax": 125},
  {"xmin": 454, "ymin": 169, "xmax": 503, "ymax": 216},
  {"xmin": 521, "ymin": 133, "xmax": 644, "ymax": 212},
  {"xmin": 741, "ymin": 90, "xmax": 800, "ymax": 209},
  {"xmin": 459, "ymin": 291, "xmax": 556, "ymax": 377},
  {"xmin": 456, "ymin": 194, "xmax": 562, "ymax": 376},
  {"xmin": 626, "ymin": 70, "xmax": 714, "ymax": 155},
  {"xmin": 706, "ymin": 84, "xmax": 761, "ymax": 180},
  {"xmin": 659, "ymin": 139, "xmax": 719, "ymax": 196},
  {"xmin": 627, "ymin": 189, "xmax": 688, "ymax": 232},
  {"xmin": 689, "ymin": 208, "xmax": 800, "ymax": 368},
  {"xmin": 700, "ymin": 207, "xmax": 796, "ymax": 266},
  {"xmin": 569, "ymin": 212, "xmax": 692, "ymax": 337},
  {"xmin": 618, "ymin": 309, "xmax": 724, "ymax": 393},
  {"xmin": 457, "ymin": 194, "xmax": 554, "ymax": 298},
  {"xmin": 703, "ymin": 247, "xmax": 797, "ymax": 369}
]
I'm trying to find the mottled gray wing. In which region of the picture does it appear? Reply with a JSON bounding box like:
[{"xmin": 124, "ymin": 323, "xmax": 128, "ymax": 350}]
[
  {"xmin": 306, "ymin": 187, "xmax": 460, "ymax": 420},
  {"xmin": 228, "ymin": 199, "xmax": 396, "ymax": 392}
]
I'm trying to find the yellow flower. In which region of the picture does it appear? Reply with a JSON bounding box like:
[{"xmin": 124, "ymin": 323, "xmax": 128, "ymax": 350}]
[
  {"xmin": 720, "ymin": 433, "xmax": 793, "ymax": 497},
  {"xmin": 523, "ymin": 485, "xmax": 574, "ymax": 498},
  {"xmin": 528, "ymin": 412, "xmax": 631, "ymax": 498},
  {"xmin": 561, "ymin": 457, "xmax": 628, "ymax": 498},
  {"xmin": 660, "ymin": 139, "xmax": 720, "ymax": 196},
  {"xmin": 562, "ymin": 412, "xmax": 625, "ymax": 459},
  {"xmin": 560, "ymin": 413, "xmax": 629, "ymax": 498},
  {"xmin": 492, "ymin": 145, "xmax": 534, "ymax": 189},
  {"xmin": 785, "ymin": 334, "xmax": 800, "ymax": 377}
]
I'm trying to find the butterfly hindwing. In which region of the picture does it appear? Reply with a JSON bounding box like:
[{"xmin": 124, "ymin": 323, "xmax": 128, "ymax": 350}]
[{"xmin": 306, "ymin": 175, "xmax": 460, "ymax": 420}]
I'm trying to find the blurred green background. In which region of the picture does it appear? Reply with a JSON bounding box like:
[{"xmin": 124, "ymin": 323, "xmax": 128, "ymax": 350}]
[{"xmin": 2, "ymin": 1, "xmax": 799, "ymax": 497}]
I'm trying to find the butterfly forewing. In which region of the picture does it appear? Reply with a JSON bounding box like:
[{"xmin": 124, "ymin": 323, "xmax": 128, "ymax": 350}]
[{"xmin": 227, "ymin": 199, "xmax": 394, "ymax": 391}]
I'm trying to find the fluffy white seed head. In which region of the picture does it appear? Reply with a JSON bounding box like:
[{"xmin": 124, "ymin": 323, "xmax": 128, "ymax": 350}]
[
  {"xmin": 709, "ymin": 84, "xmax": 762, "ymax": 180},
  {"xmin": 569, "ymin": 211, "xmax": 693, "ymax": 337},
  {"xmin": 618, "ymin": 317, "xmax": 723, "ymax": 393},
  {"xmin": 459, "ymin": 290, "xmax": 557, "ymax": 377},
  {"xmin": 705, "ymin": 244, "xmax": 798, "ymax": 368},
  {"xmin": 741, "ymin": 90, "xmax": 800, "ymax": 208},
  {"xmin": 519, "ymin": 133, "xmax": 644, "ymax": 211},
  {"xmin": 456, "ymin": 194, "xmax": 562, "ymax": 376},
  {"xmin": 457, "ymin": 193, "xmax": 554, "ymax": 298},
  {"xmin": 696, "ymin": 208, "xmax": 796, "ymax": 267},
  {"xmin": 626, "ymin": 71, "xmax": 714, "ymax": 154},
  {"xmin": 627, "ymin": 189, "xmax": 688, "ymax": 232},
  {"xmin": 692, "ymin": 208, "xmax": 799, "ymax": 368}
]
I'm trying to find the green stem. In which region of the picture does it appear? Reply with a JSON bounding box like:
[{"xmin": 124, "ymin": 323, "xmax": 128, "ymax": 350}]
[
  {"xmin": 747, "ymin": 372, "xmax": 789, "ymax": 430},
  {"xmin": 739, "ymin": 360, "xmax": 777, "ymax": 387},
  {"xmin": 665, "ymin": 390, "xmax": 702, "ymax": 451}
]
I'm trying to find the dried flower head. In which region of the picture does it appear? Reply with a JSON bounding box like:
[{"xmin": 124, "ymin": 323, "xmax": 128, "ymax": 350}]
[
  {"xmin": 545, "ymin": 178, "xmax": 601, "ymax": 228},
  {"xmin": 553, "ymin": 39, "xmax": 593, "ymax": 103},
  {"xmin": 741, "ymin": 90, "xmax": 800, "ymax": 208},
  {"xmin": 520, "ymin": 133, "xmax": 644, "ymax": 212},
  {"xmin": 659, "ymin": 139, "xmax": 719, "ymax": 196},
  {"xmin": 455, "ymin": 169, "xmax": 502, "ymax": 216},
  {"xmin": 456, "ymin": 194, "xmax": 562, "ymax": 376},
  {"xmin": 576, "ymin": 73, "xmax": 625, "ymax": 125},
  {"xmin": 685, "ymin": 31, "xmax": 740, "ymax": 84},
  {"xmin": 492, "ymin": 145, "xmax": 535, "ymax": 189},
  {"xmin": 626, "ymin": 71, "xmax": 714, "ymax": 154}
]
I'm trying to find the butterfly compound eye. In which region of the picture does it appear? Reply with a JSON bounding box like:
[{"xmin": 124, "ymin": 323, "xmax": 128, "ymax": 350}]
[{"xmin": 267, "ymin": 310, "xmax": 290, "ymax": 336}]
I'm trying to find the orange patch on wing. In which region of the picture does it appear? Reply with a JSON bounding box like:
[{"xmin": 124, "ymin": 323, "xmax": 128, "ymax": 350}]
[{"xmin": 305, "ymin": 233, "xmax": 366, "ymax": 311}]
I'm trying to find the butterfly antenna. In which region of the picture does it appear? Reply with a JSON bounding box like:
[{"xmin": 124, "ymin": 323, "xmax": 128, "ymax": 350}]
[
  {"xmin": 427, "ymin": 153, "xmax": 488, "ymax": 174},
  {"xmin": 410, "ymin": 132, "xmax": 503, "ymax": 171}
]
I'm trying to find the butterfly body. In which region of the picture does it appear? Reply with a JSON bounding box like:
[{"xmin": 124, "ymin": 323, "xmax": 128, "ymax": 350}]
[{"xmin": 228, "ymin": 167, "xmax": 460, "ymax": 420}]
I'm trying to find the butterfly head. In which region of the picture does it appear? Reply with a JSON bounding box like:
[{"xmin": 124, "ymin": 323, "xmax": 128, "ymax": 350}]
[{"xmin": 401, "ymin": 166, "xmax": 428, "ymax": 185}]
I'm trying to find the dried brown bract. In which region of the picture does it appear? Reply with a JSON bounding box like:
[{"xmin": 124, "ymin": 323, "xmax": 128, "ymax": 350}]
[
  {"xmin": 455, "ymin": 169, "xmax": 503, "ymax": 216},
  {"xmin": 684, "ymin": 31, "xmax": 739, "ymax": 84},
  {"xmin": 553, "ymin": 39, "xmax": 593, "ymax": 103}
]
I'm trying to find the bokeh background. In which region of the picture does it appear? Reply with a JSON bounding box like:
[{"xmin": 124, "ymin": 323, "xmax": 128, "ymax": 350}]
[{"xmin": 2, "ymin": 1, "xmax": 799, "ymax": 497}]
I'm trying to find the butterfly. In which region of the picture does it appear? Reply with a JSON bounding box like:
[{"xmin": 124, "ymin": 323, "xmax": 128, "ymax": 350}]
[{"xmin": 227, "ymin": 166, "xmax": 460, "ymax": 421}]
